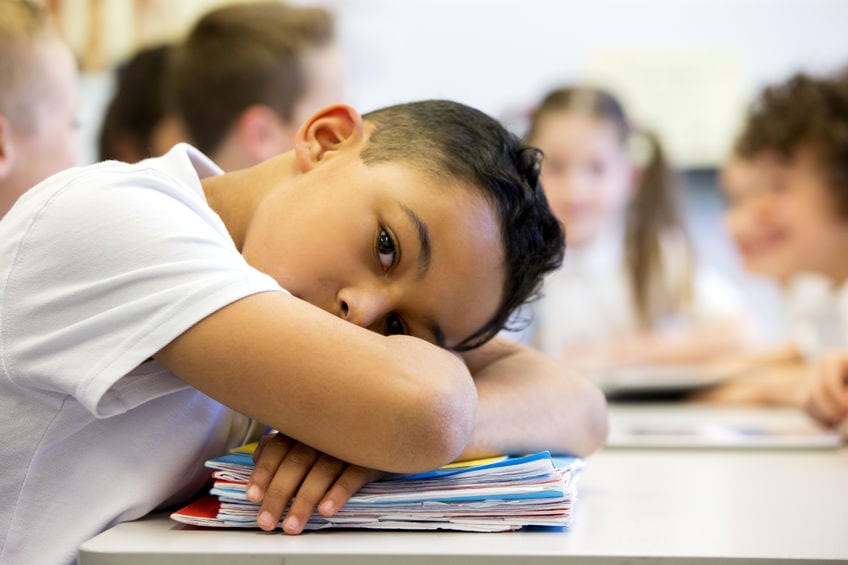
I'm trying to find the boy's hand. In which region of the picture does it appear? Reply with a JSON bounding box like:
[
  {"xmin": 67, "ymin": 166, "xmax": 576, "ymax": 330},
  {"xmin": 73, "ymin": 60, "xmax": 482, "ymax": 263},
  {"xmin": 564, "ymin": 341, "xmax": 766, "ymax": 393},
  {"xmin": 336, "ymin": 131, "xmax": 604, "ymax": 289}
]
[
  {"xmin": 247, "ymin": 432, "xmax": 385, "ymax": 533},
  {"xmin": 804, "ymin": 354, "xmax": 848, "ymax": 427}
]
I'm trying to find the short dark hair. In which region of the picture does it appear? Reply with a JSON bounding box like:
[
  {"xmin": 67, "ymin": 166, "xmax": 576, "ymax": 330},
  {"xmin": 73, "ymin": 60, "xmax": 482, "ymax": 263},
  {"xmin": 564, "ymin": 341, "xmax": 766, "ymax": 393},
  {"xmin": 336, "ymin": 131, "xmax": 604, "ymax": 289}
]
[
  {"xmin": 362, "ymin": 100, "xmax": 565, "ymax": 351},
  {"xmin": 98, "ymin": 44, "xmax": 171, "ymax": 161},
  {"xmin": 168, "ymin": 1, "xmax": 335, "ymax": 155},
  {"xmin": 734, "ymin": 71, "xmax": 848, "ymax": 218}
]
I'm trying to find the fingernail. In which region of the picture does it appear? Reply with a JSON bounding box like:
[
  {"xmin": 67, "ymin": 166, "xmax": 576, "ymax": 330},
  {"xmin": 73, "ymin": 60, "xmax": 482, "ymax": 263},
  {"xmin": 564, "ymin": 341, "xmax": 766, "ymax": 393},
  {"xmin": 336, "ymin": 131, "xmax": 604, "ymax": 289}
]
[
  {"xmin": 283, "ymin": 516, "xmax": 300, "ymax": 534},
  {"xmin": 247, "ymin": 484, "xmax": 262, "ymax": 501},
  {"xmin": 257, "ymin": 511, "xmax": 276, "ymax": 530},
  {"xmin": 318, "ymin": 500, "xmax": 335, "ymax": 516}
]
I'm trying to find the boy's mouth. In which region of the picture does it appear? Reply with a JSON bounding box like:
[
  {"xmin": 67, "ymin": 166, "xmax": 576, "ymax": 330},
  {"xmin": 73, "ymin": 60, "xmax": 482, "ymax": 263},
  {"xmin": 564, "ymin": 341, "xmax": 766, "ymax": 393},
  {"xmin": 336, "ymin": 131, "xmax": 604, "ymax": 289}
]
[{"xmin": 739, "ymin": 230, "xmax": 786, "ymax": 259}]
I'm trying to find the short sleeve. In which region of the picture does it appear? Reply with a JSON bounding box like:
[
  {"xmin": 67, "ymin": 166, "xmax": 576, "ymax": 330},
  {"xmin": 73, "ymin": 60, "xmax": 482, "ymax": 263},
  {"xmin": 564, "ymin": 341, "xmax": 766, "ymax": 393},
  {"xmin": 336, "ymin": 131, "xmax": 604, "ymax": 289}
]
[{"xmin": 0, "ymin": 163, "xmax": 284, "ymax": 417}]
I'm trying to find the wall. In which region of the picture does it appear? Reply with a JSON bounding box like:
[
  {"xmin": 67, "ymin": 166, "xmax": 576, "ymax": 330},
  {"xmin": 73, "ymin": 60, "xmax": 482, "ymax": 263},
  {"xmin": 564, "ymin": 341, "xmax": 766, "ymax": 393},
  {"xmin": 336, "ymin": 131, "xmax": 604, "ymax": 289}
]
[
  {"xmin": 323, "ymin": 0, "xmax": 848, "ymax": 168},
  {"xmin": 80, "ymin": 0, "xmax": 848, "ymax": 169}
]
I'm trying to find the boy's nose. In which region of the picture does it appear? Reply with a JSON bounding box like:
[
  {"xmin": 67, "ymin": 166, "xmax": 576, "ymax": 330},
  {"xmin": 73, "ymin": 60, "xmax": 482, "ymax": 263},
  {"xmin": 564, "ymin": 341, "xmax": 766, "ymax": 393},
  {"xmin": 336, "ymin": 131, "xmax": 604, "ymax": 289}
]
[
  {"xmin": 337, "ymin": 286, "xmax": 392, "ymax": 330},
  {"xmin": 563, "ymin": 173, "xmax": 592, "ymax": 199},
  {"xmin": 739, "ymin": 190, "xmax": 774, "ymax": 224}
]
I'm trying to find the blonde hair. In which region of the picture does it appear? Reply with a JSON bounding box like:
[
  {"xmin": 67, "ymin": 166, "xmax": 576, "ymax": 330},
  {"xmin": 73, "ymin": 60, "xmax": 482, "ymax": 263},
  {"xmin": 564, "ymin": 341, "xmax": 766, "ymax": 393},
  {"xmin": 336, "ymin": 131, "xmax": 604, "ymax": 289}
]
[
  {"xmin": 527, "ymin": 86, "xmax": 693, "ymax": 328},
  {"xmin": 0, "ymin": 1, "xmax": 57, "ymax": 132}
]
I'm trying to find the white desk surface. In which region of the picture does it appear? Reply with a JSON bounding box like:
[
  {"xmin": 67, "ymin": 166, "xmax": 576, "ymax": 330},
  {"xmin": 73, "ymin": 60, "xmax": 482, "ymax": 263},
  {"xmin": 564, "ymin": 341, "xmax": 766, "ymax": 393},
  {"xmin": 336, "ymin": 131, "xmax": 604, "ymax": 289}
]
[{"xmin": 79, "ymin": 404, "xmax": 848, "ymax": 565}]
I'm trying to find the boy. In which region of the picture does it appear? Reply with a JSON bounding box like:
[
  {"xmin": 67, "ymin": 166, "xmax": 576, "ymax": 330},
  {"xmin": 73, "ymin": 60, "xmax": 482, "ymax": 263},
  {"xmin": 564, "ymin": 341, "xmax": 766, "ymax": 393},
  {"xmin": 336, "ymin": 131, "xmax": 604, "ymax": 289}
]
[
  {"xmin": 0, "ymin": 0, "xmax": 79, "ymax": 219},
  {"xmin": 0, "ymin": 100, "xmax": 607, "ymax": 564},
  {"xmin": 167, "ymin": 1, "xmax": 344, "ymax": 171},
  {"xmin": 98, "ymin": 44, "xmax": 185, "ymax": 163},
  {"xmin": 696, "ymin": 71, "xmax": 848, "ymax": 410}
]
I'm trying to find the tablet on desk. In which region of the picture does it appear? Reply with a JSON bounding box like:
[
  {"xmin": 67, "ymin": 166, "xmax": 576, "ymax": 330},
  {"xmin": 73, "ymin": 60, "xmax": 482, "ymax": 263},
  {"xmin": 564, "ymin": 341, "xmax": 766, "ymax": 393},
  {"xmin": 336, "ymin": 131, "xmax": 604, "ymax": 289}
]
[
  {"xmin": 607, "ymin": 421, "xmax": 843, "ymax": 449},
  {"xmin": 606, "ymin": 404, "xmax": 844, "ymax": 449},
  {"xmin": 586, "ymin": 363, "xmax": 740, "ymax": 400}
]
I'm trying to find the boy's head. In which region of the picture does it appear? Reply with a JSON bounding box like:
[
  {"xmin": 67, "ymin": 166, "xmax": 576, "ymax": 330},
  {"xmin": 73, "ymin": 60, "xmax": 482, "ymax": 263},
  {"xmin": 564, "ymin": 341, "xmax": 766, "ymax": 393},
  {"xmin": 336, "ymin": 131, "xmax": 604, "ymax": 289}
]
[
  {"xmin": 99, "ymin": 44, "xmax": 185, "ymax": 162},
  {"xmin": 0, "ymin": 0, "xmax": 79, "ymax": 218},
  {"xmin": 168, "ymin": 1, "xmax": 342, "ymax": 171},
  {"xmin": 241, "ymin": 100, "xmax": 564, "ymax": 350},
  {"xmin": 722, "ymin": 72, "xmax": 848, "ymax": 282},
  {"xmin": 361, "ymin": 101, "xmax": 566, "ymax": 348}
]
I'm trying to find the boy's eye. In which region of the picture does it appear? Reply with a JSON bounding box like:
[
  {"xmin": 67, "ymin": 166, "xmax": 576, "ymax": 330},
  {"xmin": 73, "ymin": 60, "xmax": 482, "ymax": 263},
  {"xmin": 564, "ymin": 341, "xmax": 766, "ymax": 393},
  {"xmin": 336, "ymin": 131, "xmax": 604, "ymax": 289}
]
[
  {"xmin": 376, "ymin": 227, "xmax": 396, "ymax": 271},
  {"xmin": 768, "ymin": 177, "xmax": 787, "ymax": 194},
  {"xmin": 385, "ymin": 313, "xmax": 407, "ymax": 336}
]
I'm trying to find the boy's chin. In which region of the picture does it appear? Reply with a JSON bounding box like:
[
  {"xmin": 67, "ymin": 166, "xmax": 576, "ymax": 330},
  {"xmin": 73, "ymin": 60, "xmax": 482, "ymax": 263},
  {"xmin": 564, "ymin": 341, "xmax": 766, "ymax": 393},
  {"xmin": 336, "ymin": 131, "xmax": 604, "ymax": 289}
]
[{"xmin": 741, "ymin": 255, "xmax": 797, "ymax": 282}]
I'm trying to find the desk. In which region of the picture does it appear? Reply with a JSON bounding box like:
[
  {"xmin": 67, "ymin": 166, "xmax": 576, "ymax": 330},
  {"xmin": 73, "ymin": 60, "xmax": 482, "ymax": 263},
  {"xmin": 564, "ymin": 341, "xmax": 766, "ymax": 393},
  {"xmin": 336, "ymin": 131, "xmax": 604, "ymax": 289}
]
[{"xmin": 79, "ymin": 404, "xmax": 848, "ymax": 564}]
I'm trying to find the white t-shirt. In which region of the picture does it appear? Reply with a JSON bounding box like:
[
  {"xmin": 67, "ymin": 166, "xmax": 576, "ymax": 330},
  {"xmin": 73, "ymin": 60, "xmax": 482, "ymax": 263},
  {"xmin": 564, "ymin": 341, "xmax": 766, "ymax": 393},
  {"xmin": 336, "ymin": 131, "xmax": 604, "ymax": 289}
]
[
  {"xmin": 784, "ymin": 272, "xmax": 848, "ymax": 359},
  {"xmin": 0, "ymin": 144, "xmax": 284, "ymax": 564},
  {"xmin": 510, "ymin": 224, "xmax": 746, "ymax": 358}
]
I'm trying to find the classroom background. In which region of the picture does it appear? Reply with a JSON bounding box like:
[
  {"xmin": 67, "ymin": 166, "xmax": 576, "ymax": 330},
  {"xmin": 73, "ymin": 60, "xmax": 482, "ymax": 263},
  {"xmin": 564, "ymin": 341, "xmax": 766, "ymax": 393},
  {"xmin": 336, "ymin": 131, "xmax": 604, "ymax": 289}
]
[{"xmin": 64, "ymin": 0, "xmax": 848, "ymax": 344}]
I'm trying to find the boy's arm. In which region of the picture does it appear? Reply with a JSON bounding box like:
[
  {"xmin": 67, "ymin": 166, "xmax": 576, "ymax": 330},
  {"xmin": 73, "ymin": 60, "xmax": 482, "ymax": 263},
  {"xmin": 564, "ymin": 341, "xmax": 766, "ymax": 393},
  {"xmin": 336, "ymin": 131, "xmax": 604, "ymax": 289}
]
[
  {"xmin": 688, "ymin": 343, "xmax": 809, "ymax": 406},
  {"xmin": 244, "ymin": 335, "xmax": 608, "ymax": 534},
  {"xmin": 248, "ymin": 332, "xmax": 607, "ymax": 534},
  {"xmin": 561, "ymin": 318, "xmax": 749, "ymax": 367},
  {"xmin": 154, "ymin": 291, "xmax": 477, "ymax": 474},
  {"xmin": 804, "ymin": 353, "xmax": 848, "ymax": 426},
  {"xmin": 458, "ymin": 337, "xmax": 609, "ymax": 459}
]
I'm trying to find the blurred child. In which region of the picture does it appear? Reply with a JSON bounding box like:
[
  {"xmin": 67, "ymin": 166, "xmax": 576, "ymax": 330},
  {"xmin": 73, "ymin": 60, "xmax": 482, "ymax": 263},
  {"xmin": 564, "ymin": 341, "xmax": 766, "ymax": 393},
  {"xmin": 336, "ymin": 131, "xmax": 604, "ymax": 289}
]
[
  {"xmin": 167, "ymin": 1, "xmax": 344, "ymax": 171},
  {"xmin": 518, "ymin": 86, "xmax": 748, "ymax": 369},
  {"xmin": 98, "ymin": 44, "xmax": 185, "ymax": 162},
  {"xmin": 0, "ymin": 0, "xmax": 79, "ymax": 218},
  {"xmin": 698, "ymin": 71, "xmax": 848, "ymax": 407}
]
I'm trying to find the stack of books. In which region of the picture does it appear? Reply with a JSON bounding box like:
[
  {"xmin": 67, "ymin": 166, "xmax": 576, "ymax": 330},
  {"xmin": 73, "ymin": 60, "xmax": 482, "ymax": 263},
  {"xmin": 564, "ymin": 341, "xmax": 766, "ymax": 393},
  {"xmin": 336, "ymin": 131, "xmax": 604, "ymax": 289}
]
[{"xmin": 171, "ymin": 446, "xmax": 583, "ymax": 532}]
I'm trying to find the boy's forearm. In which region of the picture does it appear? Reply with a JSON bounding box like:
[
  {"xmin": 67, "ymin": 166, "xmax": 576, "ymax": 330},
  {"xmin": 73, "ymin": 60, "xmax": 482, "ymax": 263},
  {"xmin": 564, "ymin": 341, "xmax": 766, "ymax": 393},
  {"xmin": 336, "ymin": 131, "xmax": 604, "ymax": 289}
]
[
  {"xmin": 688, "ymin": 343, "xmax": 810, "ymax": 406},
  {"xmin": 691, "ymin": 361, "xmax": 810, "ymax": 406},
  {"xmin": 459, "ymin": 339, "xmax": 608, "ymax": 460},
  {"xmin": 155, "ymin": 292, "xmax": 477, "ymax": 474}
]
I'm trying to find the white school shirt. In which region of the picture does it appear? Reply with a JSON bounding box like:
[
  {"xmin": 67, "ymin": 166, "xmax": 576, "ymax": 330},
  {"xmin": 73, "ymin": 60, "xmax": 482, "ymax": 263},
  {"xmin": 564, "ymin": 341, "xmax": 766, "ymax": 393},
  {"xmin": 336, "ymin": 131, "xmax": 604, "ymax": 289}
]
[
  {"xmin": 524, "ymin": 223, "xmax": 745, "ymax": 358},
  {"xmin": 0, "ymin": 144, "xmax": 285, "ymax": 565},
  {"xmin": 784, "ymin": 273, "xmax": 848, "ymax": 359}
]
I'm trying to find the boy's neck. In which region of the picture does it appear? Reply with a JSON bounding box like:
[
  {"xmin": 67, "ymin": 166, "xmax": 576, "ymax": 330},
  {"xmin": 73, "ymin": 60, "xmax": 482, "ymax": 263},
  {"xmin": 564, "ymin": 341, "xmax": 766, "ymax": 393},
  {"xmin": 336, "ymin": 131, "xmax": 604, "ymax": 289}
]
[{"xmin": 202, "ymin": 152, "xmax": 299, "ymax": 250}]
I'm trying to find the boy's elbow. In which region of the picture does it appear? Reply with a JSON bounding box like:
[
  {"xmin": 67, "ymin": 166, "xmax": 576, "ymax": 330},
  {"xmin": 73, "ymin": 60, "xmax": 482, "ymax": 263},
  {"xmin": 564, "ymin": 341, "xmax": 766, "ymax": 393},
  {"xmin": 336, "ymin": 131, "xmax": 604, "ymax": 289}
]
[
  {"xmin": 395, "ymin": 359, "xmax": 478, "ymax": 473},
  {"xmin": 581, "ymin": 383, "xmax": 610, "ymax": 455},
  {"xmin": 566, "ymin": 379, "xmax": 609, "ymax": 457}
]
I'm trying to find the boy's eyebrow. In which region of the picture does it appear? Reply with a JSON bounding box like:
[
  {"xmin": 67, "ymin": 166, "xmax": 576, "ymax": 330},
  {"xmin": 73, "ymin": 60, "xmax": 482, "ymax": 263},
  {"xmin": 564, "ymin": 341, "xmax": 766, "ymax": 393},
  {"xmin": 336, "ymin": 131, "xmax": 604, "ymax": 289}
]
[{"xmin": 400, "ymin": 204, "xmax": 431, "ymax": 275}]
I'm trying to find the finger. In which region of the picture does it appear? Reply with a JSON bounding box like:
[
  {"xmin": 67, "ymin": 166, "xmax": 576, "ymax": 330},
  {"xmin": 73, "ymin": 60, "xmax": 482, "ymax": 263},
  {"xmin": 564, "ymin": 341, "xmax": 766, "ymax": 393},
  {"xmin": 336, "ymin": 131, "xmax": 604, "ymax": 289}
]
[
  {"xmin": 318, "ymin": 466, "xmax": 385, "ymax": 517},
  {"xmin": 257, "ymin": 443, "xmax": 319, "ymax": 531},
  {"xmin": 247, "ymin": 434, "xmax": 295, "ymax": 503},
  {"xmin": 281, "ymin": 454, "xmax": 346, "ymax": 534},
  {"xmin": 822, "ymin": 356, "xmax": 848, "ymax": 415},
  {"xmin": 808, "ymin": 371, "xmax": 842, "ymax": 425},
  {"xmin": 251, "ymin": 432, "xmax": 276, "ymax": 464},
  {"xmin": 807, "ymin": 383, "xmax": 836, "ymax": 424}
]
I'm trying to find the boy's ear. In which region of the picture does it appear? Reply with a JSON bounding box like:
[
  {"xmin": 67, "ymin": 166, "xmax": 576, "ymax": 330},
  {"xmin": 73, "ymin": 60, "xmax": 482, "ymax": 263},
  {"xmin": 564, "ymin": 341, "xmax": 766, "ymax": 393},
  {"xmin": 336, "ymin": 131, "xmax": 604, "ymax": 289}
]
[
  {"xmin": 0, "ymin": 115, "xmax": 15, "ymax": 180},
  {"xmin": 294, "ymin": 104, "xmax": 364, "ymax": 172},
  {"xmin": 233, "ymin": 105, "xmax": 291, "ymax": 163}
]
